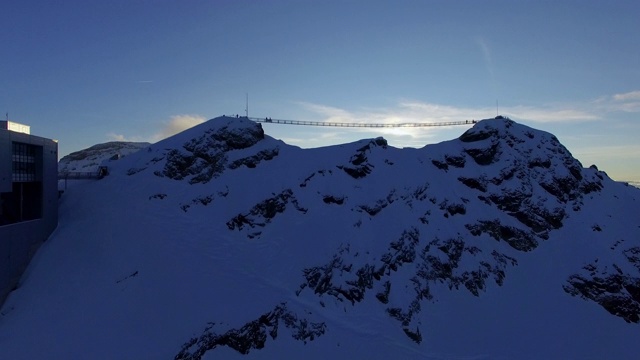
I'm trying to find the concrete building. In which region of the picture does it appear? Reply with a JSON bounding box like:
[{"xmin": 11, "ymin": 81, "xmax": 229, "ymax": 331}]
[{"xmin": 0, "ymin": 121, "xmax": 58, "ymax": 305}]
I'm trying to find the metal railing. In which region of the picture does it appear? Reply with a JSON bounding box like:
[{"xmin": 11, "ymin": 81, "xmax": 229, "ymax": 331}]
[{"xmin": 248, "ymin": 117, "xmax": 476, "ymax": 128}]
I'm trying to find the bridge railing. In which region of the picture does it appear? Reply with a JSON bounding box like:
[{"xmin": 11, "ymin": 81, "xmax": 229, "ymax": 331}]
[
  {"xmin": 58, "ymin": 171, "xmax": 100, "ymax": 180},
  {"xmin": 248, "ymin": 117, "xmax": 476, "ymax": 128},
  {"xmin": 57, "ymin": 166, "xmax": 109, "ymax": 180}
]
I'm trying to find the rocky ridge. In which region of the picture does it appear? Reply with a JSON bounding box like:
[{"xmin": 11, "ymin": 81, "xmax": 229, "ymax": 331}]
[
  {"xmin": 5, "ymin": 115, "xmax": 639, "ymax": 360},
  {"xmin": 112, "ymin": 116, "xmax": 639, "ymax": 358}
]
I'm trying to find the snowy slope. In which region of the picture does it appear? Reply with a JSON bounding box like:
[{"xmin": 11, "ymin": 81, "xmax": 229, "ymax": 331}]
[
  {"xmin": 58, "ymin": 141, "xmax": 150, "ymax": 172},
  {"xmin": 1, "ymin": 116, "xmax": 639, "ymax": 360}
]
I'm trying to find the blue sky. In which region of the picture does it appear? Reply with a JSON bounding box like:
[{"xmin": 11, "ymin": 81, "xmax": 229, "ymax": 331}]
[{"xmin": 2, "ymin": 0, "xmax": 639, "ymax": 181}]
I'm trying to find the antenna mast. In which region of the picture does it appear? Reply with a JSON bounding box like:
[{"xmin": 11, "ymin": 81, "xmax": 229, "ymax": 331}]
[
  {"xmin": 245, "ymin": 93, "xmax": 248, "ymax": 118},
  {"xmin": 496, "ymin": 100, "xmax": 499, "ymax": 116}
]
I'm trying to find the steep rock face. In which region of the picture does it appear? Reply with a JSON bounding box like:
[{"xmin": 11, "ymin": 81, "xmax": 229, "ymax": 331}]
[
  {"xmin": 431, "ymin": 119, "xmax": 605, "ymax": 251},
  {"xmin": 337, "ymin": 137, "xmax": 387, "ymax": 179},
  {"xmin": 157, "ymin": 120, "xmax": 268, "ymax": 184},
  {"xmin": 564, "ymin": 244, "xmax": 640, "ymax": 323},
  {"xmin": 175, "ymin": 303, "xmax": 325, "ymax": 359},
  {"xmin": 159, "ymin": 117, "xmax": 635, "ymax": 353},
  {"xmin": 117, "ymin": 117, "xmax": 280, "ymax": 184}
]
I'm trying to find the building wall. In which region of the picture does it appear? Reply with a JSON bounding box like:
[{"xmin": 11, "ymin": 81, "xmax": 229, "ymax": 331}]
[
  {"xmin": 0, "ymin": 129, "xmax": 58, "ymax": 306},
  {"xmin": 0, "ymin": 131, "xmax": 11, "ymax": 193},
  {"xmin": 0, "ymin": 121, "xmax": 31, "ymax": 135}
]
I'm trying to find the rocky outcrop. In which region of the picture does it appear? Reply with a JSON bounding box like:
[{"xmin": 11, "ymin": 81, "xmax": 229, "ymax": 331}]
[
  {"xmin": 356, "ymin": 190, "xmax": 398, "ymax": 216},
  {"xmin": 337, "ymin": 137, "xmax": 387, "ymax": 179},
  {"xmin": 297, "ymin": 228, "xmax": 518, "ymax": 342},
  {"xmin": 466, "ymin": 219, "xmax": 539, "ymax": 252},
  {"xmin": 175, "ymin": 303, "xmax": 325, "ymax": 360},
  {"xmin": 564, "ymin": 246, "xmax": 640, "ymax": 323},
  {"xmin": 438, "ymin": 118, "xmax": 607, "ymax": 249},
  {"xmin": 228, "ymin": 148, "xmax": 280, "ymax": 169},
  {"xmin": 227, "ymin": 189, "xmax": 307, "ymax": 238},
  {"xmin": 156, "ymin": 122, "xmax": 267, "ymax": 184}
]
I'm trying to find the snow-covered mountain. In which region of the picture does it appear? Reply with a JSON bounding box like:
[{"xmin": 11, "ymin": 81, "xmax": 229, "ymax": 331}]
[
  {"xmin": 58, "ymin": 141, "xmax": 150, "ymax": 172},
  {"xmin": 1, "ymin": 116, "xmax": 639, "ymax": 359}
]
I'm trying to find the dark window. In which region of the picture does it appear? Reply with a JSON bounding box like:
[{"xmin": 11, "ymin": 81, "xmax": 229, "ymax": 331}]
[
  {"xmin": 12, "ymin": 142, "xmax": 38, "ymax": 182},
  {"xmin": 0, "ymin": 142, "xmax": 43, "ymax": 225}
]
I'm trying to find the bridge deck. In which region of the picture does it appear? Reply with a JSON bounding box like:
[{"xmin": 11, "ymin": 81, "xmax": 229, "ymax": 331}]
[{"xmin": 249, "ymin": 117, "xmax": 476, "ymax": 128}]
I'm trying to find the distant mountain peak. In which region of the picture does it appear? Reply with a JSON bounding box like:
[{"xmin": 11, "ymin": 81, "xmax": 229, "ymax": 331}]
[{"xmin": 58, "ymin": 140, "xmax": 150, "ymax": 172}]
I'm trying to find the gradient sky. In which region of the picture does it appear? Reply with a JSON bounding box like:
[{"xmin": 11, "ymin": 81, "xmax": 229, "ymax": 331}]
[{"xmin": 2, "ymin": 0, "xmax": 639, "ymax": 181}]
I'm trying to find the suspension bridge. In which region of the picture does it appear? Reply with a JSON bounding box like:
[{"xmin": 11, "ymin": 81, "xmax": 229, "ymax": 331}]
[{"xmin": 248, "ymin": 117, "xmax": 477, "ymax": 128}]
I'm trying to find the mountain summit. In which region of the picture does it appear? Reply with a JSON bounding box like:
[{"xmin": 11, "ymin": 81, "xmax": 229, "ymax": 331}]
[{"xmin": 1, "ymin": 116, "xmax": 639, "ymax": 359}]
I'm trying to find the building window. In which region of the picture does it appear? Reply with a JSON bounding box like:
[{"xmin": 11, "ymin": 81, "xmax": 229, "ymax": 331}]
[
  {"xmin": 12, "ymin": 142, "xmax": 37, "ymax": 182},
  {"xmin": 0, "ymin": 142, "xmax": 43, "ymax": 225}
]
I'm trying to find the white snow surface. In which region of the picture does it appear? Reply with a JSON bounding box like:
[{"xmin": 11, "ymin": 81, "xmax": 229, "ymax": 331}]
[
  {"xmin": 1, "ymin": 116, "xmax": 639, "ymax": 360},
  {"xmin": 58, "ymin": 141, "xmax": 150, "ymax": 173}
]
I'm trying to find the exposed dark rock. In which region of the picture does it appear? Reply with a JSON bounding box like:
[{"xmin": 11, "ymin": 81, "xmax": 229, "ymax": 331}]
[
  {"xmin": 322, "ymin": 195, "xmax": 345, "ymax": 205},
  {"xmin": 466, "ymin": 219, "xmax": 538, "ymax": 252},
  {"xmin": 581, "ymin": 180, "xmax": 604, "ymax": 194},
  {"xmin": 445, "ymin": 155, "xmax": 466, "ymax": 168},
  {"xmin": 158, "ymin": 123, "xmax": 265, "ymax": 184},
  {"xmin": 297, "ymin": 227, "xmax": 517, "ymax": 343},
  {"xmin": 297, "ymin": 245, "xmax": 364, "ymax": 303},
  {"xmin": 298, "ymin": 229, "xmax": 420, "ymax": 306},
  {"xmin": 382, "ymin": 228, "xmax": 421, "ymax": 269},
  {"xmin": 115, "ymin": 270, "xmax": 138, "ymax": 284},
  {"xmin": 127, "ymin": 167, "xmax": 146, "ymax": 176},
  {"xmin": 564, "ymin": 247, "xmax": 640, "ymax": 323},
  {"xmin": 180, "ymin": 194, "xmax": 215, "ymax": 212},
  {"xmin": 227, "ymin": 189, "xmax": 307, "ymax": 234},
  {"xmin": 299, "ymin": 170, "xmax": 332, "ymax": 188},
  {"xmin": 205, "ymin": 124, "xmax": 265, "ymax": 150},
  {"xmin": 159, "ymin": 148, "xmax": 227, "ymax": 184},
  {"xmin": 416, "ymin": 239, "xmax": 516, "ymax": 296},
  {"xmin": 458, "ymin": 177, "xmax": 487, "ymax": 192},
  {"xmin": 338, "ymin": 164, "xmax": 372, "ymax": 179},
  {"xmin": 439, "ymin": 200, "xmax": 466, "ymax": 217},
  {"xmin": 228, "ymin": 148, "xmax": 279, "ymax": 169},
  {"xmin": 358, "ymin": 200, "xmax": 388, "ymax": 216},
  {"xmin": 403, "ymin": 327, "xmax": 422, "ymax": 344},
  {"xmin": 338, "ymin": 138, "xmax": 386, "ymax": 179},
  {"xmin": 528, "ymin": 158, "xmax": 551, "ymax": 169},
  {"xmin": 356, "ymin": 191, "xmax": 398, "ymax": 216},
  {"xmin": 459, "ymin": 127, "xmax": 499, "ymax": 143},
  {"xmin": 485, "ymin": 190, "xmax": 565, "ymax": 235},
  {"xmin": 431, "ymin": 159, "xmax": 448, "ymax": 171},
  {"xmin": 464, "ymin": 142, "xmax": 499, "ymax": 165},
  {"xmin": 175, "ymin": 303, "xmax": 325, "ymax": 360},
  {"xmin": 376, "ymin": 281, "xmax": 391, "ymax": 304}
]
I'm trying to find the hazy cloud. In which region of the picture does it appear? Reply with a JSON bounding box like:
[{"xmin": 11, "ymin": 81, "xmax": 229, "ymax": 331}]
[
  {"xmin": 300, "ymin": 99, "xmax": 600, "ymax": 126},
  {"xmin": 506, "ymin": 106, "xmax": 599, "ymax": 123},
  {"xmin": 153, "ymin": 114, "xmax": 206, "ymax": 141},
  {"xmin": 593, "ymin": 93, "xmax": 640, "ymax": 113},
  {"xmin": 612, "ymin": 90, "xmax": 640, "ymax": 102},
  {"xmin": 475, "ymin": 36, "xmax": 494, "ymax": 80},
  {"xmin": 105, "ymin": 114, "xmax": 207, "ymax": 145},
  {"xmin": 106, "ymin": 133, "xmax": 127, "ymax": 141},
  {"xmin": 603, "ymin": 90, "xmax": 640, "ymax": 113},
  {"xmin": 296, "ymin": 102, "xmax": 357, "ymax": 122},
  {"xmin": 295, "ymin": 101, "xmax": 482, "ymax": 149},
  {"xmin": 106, "ymin": 132, "xmax": 147, "ymax": 142}
]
